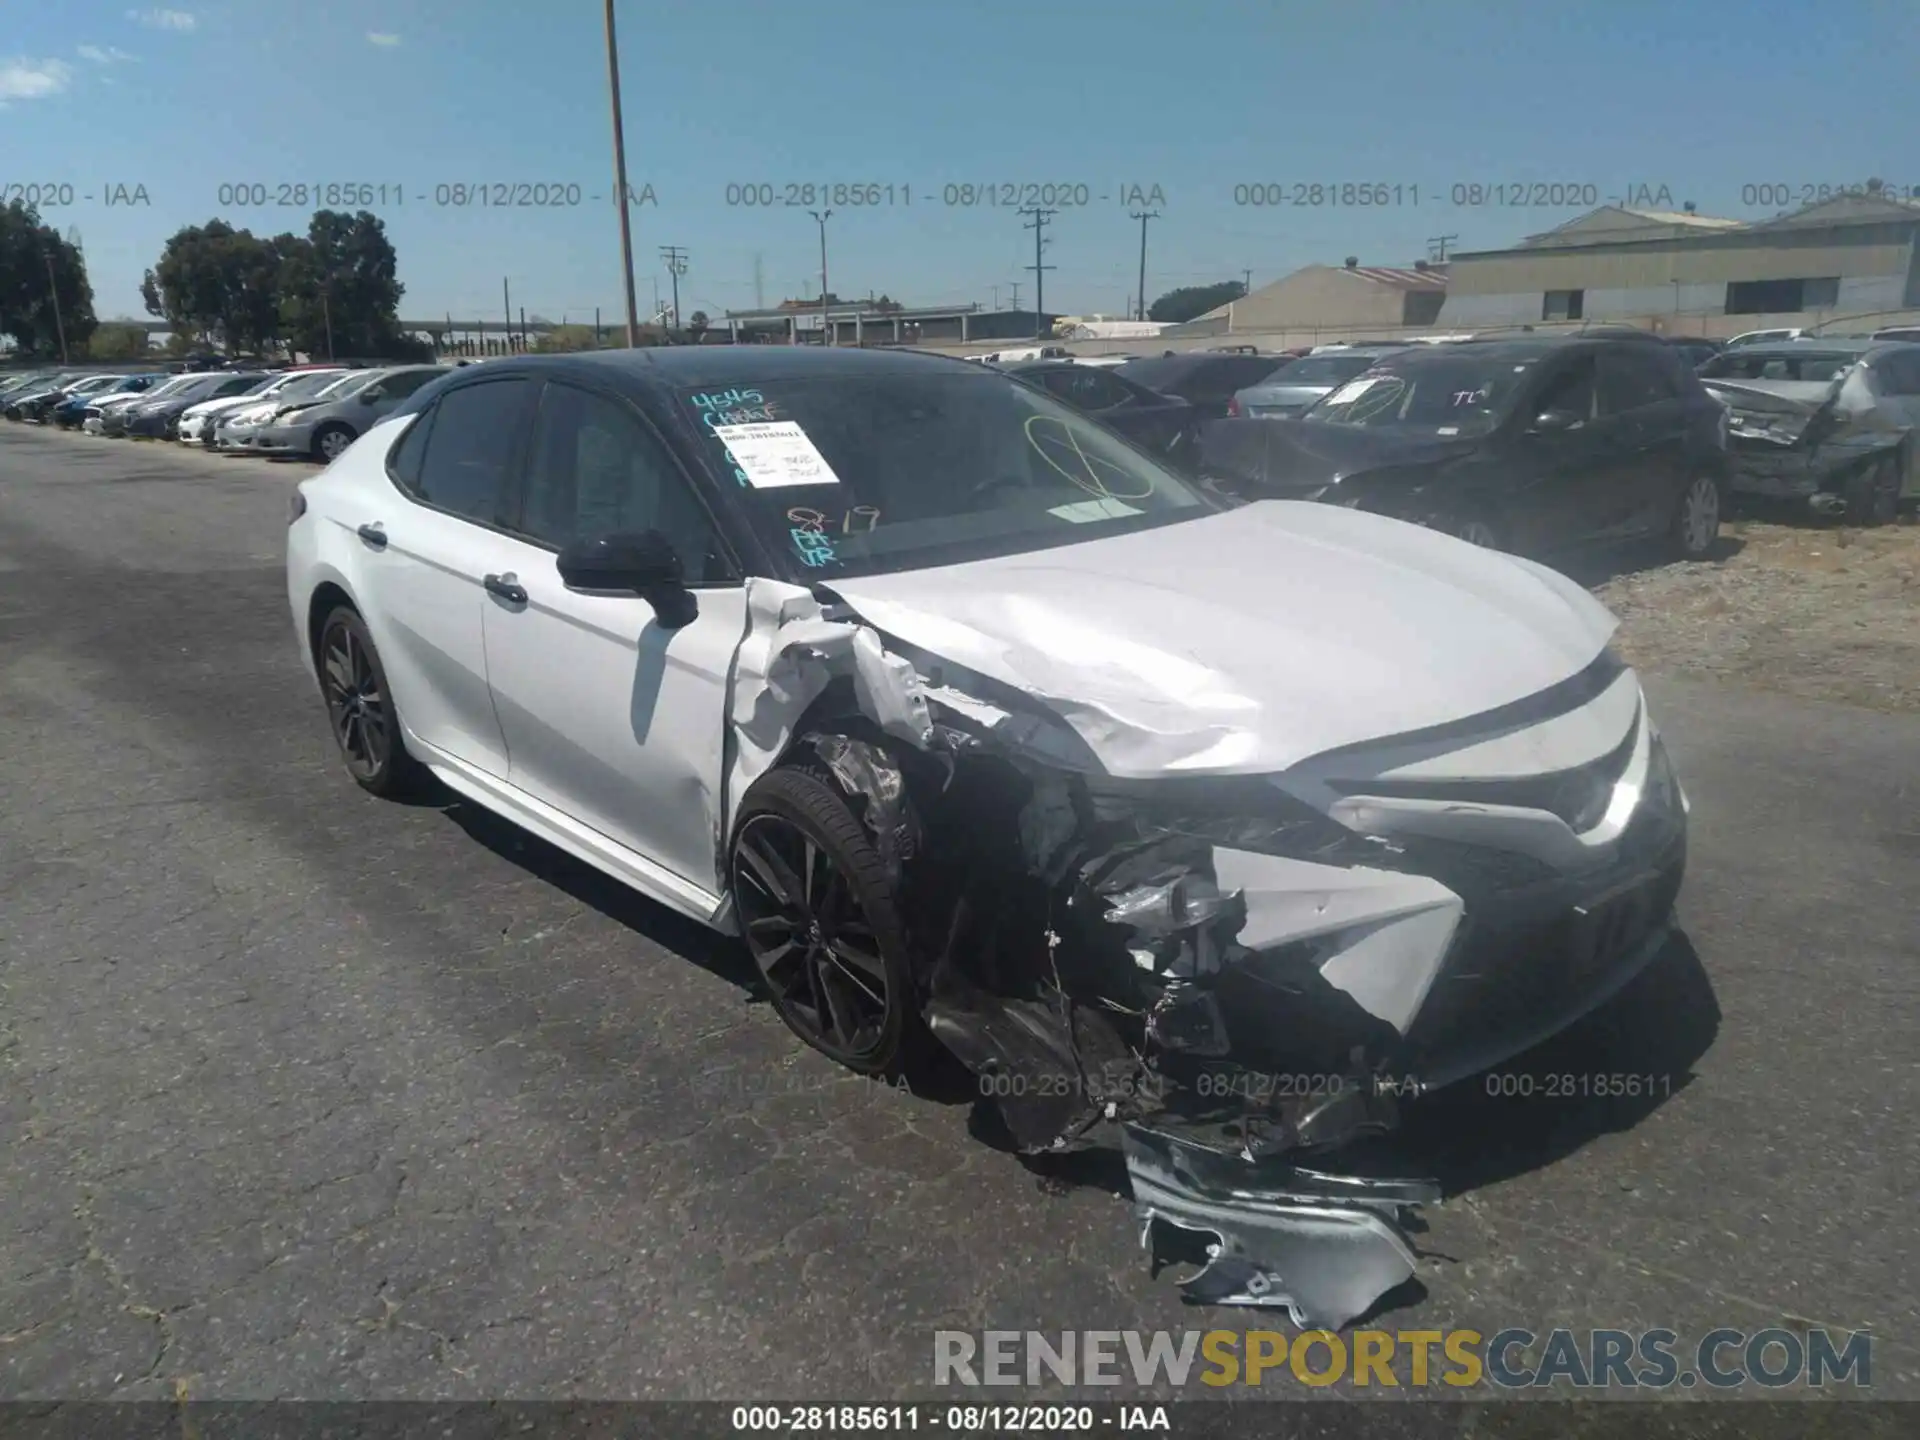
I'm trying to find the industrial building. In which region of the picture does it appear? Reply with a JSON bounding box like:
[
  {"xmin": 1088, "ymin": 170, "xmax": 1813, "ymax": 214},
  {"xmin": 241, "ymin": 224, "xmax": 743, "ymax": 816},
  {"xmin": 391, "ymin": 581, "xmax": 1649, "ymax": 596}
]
[
  {"xmin": 1440, "ymin": 191, "xmax": 1920, "ymax": 335},
  {"xmin": 1168, "ymin": 262, "xmax": 1447, "ymax": 340},
  {"xmin": 719, "ymin": 301, "xmax": 1057, "ymax": 345}
]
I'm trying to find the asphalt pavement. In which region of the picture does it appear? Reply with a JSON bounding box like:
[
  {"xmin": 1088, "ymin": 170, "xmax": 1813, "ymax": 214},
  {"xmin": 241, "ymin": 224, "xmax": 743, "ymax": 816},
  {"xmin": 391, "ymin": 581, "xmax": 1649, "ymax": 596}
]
[{"xmin": 1, "ymin": 425, "xmax": 1915, "ymax": 1400}]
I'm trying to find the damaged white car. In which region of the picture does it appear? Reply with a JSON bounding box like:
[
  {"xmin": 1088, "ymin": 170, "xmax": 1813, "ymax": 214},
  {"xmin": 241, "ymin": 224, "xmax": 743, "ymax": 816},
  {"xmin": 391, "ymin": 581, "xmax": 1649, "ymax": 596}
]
[{"xmin": 286, "ymin": 348, "xmax": 1691, "ymax": 1329}]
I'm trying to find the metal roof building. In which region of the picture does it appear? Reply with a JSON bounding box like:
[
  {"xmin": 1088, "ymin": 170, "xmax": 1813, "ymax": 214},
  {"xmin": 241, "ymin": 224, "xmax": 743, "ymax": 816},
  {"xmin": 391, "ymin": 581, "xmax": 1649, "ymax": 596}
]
[{"xmin": 1441, "ymin": 193, "xmax": 1920, "ymax": 335}]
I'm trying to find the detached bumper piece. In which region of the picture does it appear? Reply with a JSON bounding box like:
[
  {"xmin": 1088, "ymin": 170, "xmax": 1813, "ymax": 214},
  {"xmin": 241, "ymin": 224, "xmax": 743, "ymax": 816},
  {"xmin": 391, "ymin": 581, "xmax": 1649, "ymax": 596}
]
[{"xmin": 1124, "ymin": 1126, "xmax": 1437, "ymax": 1330}]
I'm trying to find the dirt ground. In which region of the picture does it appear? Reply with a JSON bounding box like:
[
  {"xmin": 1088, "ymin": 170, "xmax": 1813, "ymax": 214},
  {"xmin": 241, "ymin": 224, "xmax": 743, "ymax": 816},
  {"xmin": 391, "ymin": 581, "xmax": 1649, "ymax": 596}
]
[{"xmin": 1593, "ymin": 508, "xmax": 1920, "ymax": 714}]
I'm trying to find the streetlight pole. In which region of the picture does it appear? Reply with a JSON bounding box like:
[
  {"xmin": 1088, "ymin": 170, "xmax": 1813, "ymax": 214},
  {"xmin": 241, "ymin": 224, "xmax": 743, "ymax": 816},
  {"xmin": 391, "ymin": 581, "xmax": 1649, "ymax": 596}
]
[
  {"xmin": 604, "ymin": 0, "xmax": 642, "ymax": 348},
  {"xmin": 42, "ymin": 246, "xmax": 69, "ymax": 364},
  {"xmin": 808, "ymin": 209, "xmax": 832, "ymax": 345},
  {"xmin": 1130, "ymin": 210, "xmax": 1158, "ymax": 322}
]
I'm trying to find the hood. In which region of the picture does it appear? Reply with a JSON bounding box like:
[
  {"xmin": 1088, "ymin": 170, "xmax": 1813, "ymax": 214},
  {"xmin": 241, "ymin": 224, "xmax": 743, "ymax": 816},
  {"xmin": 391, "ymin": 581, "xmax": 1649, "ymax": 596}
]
[
  {"xmin": 1201, "ymin": 418, "xmax": 1476, "ymax": 493},
  {"xmin": 826, "ymin": 501, "xmax": 1617, "ymax": 776},
  {"xmin": 183, "ymin": 393, "xmax": 264, "ymax": 418}
]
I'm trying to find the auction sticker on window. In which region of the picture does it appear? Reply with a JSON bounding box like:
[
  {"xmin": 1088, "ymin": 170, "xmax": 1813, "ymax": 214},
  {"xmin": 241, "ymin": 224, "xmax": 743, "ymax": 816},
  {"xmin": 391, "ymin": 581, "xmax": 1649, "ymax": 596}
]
[{"xmin": 712, "ymin": 421, "xmax": 842, "ymax": 488}]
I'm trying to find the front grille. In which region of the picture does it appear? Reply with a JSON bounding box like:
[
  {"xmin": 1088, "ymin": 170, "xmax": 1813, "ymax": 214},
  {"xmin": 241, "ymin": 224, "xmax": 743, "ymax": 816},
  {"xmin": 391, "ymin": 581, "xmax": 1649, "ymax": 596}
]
[{"xmin": 1330, "ymin": 715, "xmax": 1637, "ymax": 835}]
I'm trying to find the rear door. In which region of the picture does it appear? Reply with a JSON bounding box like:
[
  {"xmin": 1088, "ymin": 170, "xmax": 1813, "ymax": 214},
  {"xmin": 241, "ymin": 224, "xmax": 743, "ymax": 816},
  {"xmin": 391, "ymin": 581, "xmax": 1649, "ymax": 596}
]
[
  {"xmin": 1596, "ymin": 344, "xmax": 1690, "ymax": 534},
  {"xmin": 353, "ymin": 376, "xmax": 538, "ymax": 775},
  {"xmin": 1864, "ymin": 349, "xmax": 1920, "ymax": 498}
]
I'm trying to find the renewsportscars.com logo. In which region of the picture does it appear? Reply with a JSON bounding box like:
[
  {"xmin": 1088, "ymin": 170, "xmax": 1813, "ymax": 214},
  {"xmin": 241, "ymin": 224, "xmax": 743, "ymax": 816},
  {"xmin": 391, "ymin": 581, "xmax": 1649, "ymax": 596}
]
[{"xmin": 933, "ymin": 1328, "xmax": 1873, "ymax": 1390}]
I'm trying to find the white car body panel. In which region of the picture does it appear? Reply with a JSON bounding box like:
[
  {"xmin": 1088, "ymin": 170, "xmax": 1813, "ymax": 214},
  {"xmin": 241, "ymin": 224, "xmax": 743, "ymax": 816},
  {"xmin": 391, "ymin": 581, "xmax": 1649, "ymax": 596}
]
[{"xmin": 823, "ymin": 501, "xmax": 1616, "ymax": 778}]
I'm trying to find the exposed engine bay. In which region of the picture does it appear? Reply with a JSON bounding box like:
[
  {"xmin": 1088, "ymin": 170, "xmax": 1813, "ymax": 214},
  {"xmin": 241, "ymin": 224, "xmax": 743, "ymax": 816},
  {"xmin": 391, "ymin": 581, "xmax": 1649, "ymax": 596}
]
[{"xmin": 721, "ymin": 571, "xmax": 1688, "ymax": 1329}]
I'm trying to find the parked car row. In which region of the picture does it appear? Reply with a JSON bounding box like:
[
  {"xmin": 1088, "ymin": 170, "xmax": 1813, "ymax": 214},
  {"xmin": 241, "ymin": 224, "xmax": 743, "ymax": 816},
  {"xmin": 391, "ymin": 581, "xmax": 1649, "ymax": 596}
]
[{"xmin": 3, "ymin": 362, "xmax": 454, "ymax": 462}]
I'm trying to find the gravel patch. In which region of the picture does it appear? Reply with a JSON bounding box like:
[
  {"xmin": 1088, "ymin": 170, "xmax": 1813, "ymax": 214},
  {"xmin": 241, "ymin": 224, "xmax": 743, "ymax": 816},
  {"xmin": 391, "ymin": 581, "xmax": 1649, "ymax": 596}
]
[{"xmin": 1593, "ymin": 511, "xmax": 1920, "ymax": 714}]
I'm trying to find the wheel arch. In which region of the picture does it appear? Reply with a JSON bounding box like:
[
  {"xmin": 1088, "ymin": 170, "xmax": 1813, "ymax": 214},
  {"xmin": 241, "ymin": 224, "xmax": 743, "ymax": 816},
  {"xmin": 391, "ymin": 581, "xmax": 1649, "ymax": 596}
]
[{"xmin": 305, "ymin": 579, "xmax": 359, "ymax": 673}]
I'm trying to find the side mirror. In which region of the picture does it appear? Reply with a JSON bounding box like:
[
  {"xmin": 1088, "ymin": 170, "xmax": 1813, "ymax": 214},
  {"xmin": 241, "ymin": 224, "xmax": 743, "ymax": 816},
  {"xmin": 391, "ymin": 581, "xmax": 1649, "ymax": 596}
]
[
  {"xmin": 556, "ymin": 530, "xmax": 697, "ymax": 628},
  {"xmin": 1527, "ymin": 407, "xmax": 1583, "ymax": 435},
  {"xmin": 359, "ymin": 388, "xmax": 384, "ymax": 404}
]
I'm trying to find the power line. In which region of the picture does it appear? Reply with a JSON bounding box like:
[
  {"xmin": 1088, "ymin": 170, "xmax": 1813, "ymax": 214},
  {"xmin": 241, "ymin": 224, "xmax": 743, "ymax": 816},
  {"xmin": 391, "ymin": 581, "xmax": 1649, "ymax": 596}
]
[
  {"xmin": 1129, "ymin": 210, "xmax": 1159, "ymax": 322},
  {"xmin": 1019, "ymin": 207, "xmax": 1056, "ymax": 339}
]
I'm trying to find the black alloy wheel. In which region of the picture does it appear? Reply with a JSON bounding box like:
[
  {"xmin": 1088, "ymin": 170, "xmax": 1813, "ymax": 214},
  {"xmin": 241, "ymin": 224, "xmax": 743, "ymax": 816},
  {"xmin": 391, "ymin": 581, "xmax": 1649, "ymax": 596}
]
[
  {"xmin": 317, "ymin": 606, "xmax": 420, "ymax": 797},
  {"xmin": 731, "ymin": 768, "xmax": 919, "ymax": 1076}
]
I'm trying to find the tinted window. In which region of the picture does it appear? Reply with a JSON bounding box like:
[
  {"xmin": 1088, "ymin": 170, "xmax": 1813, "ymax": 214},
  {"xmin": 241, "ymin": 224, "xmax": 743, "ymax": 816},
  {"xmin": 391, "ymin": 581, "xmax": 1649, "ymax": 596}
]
[
  {"xmin": 409, "ymin": 379, "xmax": 534, "ymax": 522},
  {"xmin": 387, "ymin": 406, "xmax": 435, "ymax": 489},
  {"xmin": 519, "ymin": 383, "xmax": 732, "ymax": 582},
  {"xmin": 381, "ymin": 369, "xmax": 444, "ymax": 399},
  {"xmin": 1700, "ymin": 350, "xmax": 1861, "ymax": 383},
  {"xmin": 1597, "ymin": 347, "xmax": 1679, "ymax": 413},
  {"xmin": 1529, "ymin": 355, "xmax": 1598, "ymax": 422},
  {"xmin": 1872, "ymin": 351, "xmax": 1920, "ymax": 396},
  {"xmin": 1037, "ymin": 367, "xmax": 1136, "ymax": 411}
]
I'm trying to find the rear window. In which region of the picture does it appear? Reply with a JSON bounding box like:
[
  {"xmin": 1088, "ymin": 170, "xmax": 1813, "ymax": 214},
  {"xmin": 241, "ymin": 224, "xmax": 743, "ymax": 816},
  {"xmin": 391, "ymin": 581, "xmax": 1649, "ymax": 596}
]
[
  {"xmin": 1699, "ymin": 351, "xmax": 1860, "ymax": 383},
  {"xmin": 1274, "ymin": 353, "xmax": 1389, "ymax": 385}
]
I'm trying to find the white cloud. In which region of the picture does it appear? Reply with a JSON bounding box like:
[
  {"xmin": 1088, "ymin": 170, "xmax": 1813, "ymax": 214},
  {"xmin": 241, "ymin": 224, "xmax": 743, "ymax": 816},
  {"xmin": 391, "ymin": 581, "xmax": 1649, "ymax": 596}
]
[
  {"xmin": 126, "ymin": 8, "xmax": 196, "ymax": 30},
  {"xmin": 0, "ymin": 57, "xmax": 73, "ymax": 104},
  {"xmin": 77, "ymin": 44, "xmax": 139, "ymax": 64},
  {"xmin": 367, "ymin": 32, "xmax": 402, "ymax": 47}
]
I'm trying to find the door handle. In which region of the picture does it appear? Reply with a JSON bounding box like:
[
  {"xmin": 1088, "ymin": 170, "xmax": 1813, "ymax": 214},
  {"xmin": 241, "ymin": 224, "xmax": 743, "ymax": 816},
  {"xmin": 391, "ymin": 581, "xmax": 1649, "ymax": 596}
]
[
  {"xmin": 355, "ymin": 523, "xmax": 387, "ymax": 547},
  {"xmin": 483, "ymin": 573, "xmax": 528, "ymax": 605}
]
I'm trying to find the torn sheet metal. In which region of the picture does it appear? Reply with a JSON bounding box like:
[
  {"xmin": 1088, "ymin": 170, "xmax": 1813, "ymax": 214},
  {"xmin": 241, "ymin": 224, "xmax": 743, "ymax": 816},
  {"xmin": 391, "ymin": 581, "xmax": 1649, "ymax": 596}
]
[
  {"xmin": 721, "ymin": 578, "xmax": 937, "ymax": 879},
  {"xmin": 1125, "ymin": 1126, "xmax": 1437, "ymax": 1329},
  {"xmin": 803, "ymin": 732, "xmax": 920, "ymax": 877},
  {"xmin": 1702, "ymin": 375, "xmax": 1911, "ymax": 503}
]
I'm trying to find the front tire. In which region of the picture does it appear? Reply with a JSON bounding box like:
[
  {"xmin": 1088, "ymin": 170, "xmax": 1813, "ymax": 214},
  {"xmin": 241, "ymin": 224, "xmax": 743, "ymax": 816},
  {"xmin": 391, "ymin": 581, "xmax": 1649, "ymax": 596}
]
[
  {"xmin": 730, "ymin": 767, "xmax": 925, "ymax": 1078},
  {"xmin": 312, "ymin": 423, "xmax": 357, "ymax": 464},
  {"xmin": 1670, "ymin": 473, "xmax": 1722, "ymax": 559},
  {"xmin": 316, "ymin": 605, "xmax": 423, "ymax": 797}
]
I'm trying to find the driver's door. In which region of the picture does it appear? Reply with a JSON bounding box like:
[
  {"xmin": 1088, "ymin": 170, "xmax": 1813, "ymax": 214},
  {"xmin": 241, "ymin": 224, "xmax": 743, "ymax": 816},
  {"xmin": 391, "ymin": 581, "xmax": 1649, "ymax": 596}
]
[{"xmin": 479, "ymin": 378, "xmax": 746, "ymax": 902}]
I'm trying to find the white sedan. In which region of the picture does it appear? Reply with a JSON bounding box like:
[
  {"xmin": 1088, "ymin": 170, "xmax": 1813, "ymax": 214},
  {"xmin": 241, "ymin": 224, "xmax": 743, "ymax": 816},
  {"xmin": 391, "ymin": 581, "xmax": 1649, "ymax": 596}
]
[{"xmin": 286, "ymin": 348, "xmax": 1691, "ymax": 1327}]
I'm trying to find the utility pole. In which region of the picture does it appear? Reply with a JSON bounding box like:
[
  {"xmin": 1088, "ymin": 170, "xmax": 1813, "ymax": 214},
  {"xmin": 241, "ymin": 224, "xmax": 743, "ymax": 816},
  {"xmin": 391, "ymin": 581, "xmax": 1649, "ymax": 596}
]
[
  {"xmin": 1427, "ymin": 234, "xmax": 1457, "ymax": 263},
  {"xmin": 807, "ymin": 210, "xmax": 832, "ymax": 345},
  {"xmin": 502, "ymin": 277, "xmax": 513, "ymax": 351},
  {"xmin": 1009, "ymin": 281, "xmax": 1020, "ymax": 311},
  {"xmin": 754, "ymin": 252, "xmax": 766, "ymax": 309},
  {"xmin": 322, "ymin": 290, "xmax": 335, "ymax": 361},
  {"xmin": 1129, "ymin": 209, "xmax": 1159, "ymax": 321},
  {"xmin": 1242, "ymin": 269, "xmax": 1252, "ymax": 295},
  {"xmin": 658, "ymin": 246, "xmax": 687, "ymax": 331},
  {"xmin": 42, "ymin": 246, "xmax": 69, "ymax": 364},
  {"xmin": 1019, "ymin": 208, "xmax": 1056, "ymax": 338},
  {"xmin": 990, "ymin": 284, "xmax": 1000, "ymax": 311},
  {"xmin": 604, "ymin": 0, "xmax": 641, "ymax": 347}
]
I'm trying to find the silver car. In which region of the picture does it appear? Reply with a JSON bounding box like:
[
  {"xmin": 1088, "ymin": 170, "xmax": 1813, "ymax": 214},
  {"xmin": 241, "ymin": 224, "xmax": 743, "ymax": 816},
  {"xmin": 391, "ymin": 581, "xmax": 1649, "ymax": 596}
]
[
  {"xmin": 1229, "ymin": 345, "xmax": 1410, "ymax": 418},
  {"xmin": 1698, "ymin": 339, "xmax": 1920, "ymax": 524},
  {"xmin": 250, "ymin": 365, "xmax": 452, "ymax": 462}
]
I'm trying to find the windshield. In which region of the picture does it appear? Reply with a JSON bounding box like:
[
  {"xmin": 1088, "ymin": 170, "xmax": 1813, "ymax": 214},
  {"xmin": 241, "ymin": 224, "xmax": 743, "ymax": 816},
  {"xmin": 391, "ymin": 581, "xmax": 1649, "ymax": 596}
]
[
  {"xmin": 678, "ymin": 371, "xmax": 1213, "ymax": 579},
  {"xmin": 140, "ymin": 375, "xmax": 203, "ymax": 400},
  {"xmin": 1267, "ymin": 353, "xmax": 1389, "ymax": 386},
  {"xmin": 1699, "ymin": 351, "xmax": 1859, "ymax": 383},
  {"xmin": 272, "ymin": 371, "xmax": 350, "ymax": 401},
  {"xmin": 1305, "ymin": 355, "xmax": 1538, "ymax": 434}
]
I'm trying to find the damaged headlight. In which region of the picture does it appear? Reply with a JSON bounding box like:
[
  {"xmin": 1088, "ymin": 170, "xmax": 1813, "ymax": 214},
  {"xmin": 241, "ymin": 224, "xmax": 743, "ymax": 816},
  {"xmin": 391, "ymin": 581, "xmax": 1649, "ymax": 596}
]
[{"xmin": 1080, "ymin": 774, "xmax": 1362, "ymax": 860}]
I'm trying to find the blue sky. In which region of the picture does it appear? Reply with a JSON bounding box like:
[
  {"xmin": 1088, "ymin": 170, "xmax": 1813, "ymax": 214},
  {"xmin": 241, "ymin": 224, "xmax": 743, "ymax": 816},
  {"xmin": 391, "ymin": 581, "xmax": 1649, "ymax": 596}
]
[{"xmin": 6, "ymin": 0, "xmax": 1919, "ymax": 324}]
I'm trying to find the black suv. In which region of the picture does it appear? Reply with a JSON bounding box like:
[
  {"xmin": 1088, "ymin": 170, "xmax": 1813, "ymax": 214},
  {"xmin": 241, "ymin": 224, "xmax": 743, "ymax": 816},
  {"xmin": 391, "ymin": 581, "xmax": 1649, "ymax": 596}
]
[{"xmin": 1198, "ymin": 333, "xmax": 1732, "ymax": 560}]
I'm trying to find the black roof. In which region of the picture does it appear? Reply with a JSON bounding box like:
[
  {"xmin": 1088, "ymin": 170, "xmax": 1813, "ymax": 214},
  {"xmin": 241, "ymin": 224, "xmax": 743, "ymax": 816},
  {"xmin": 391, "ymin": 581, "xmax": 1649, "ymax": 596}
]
[{"xmin": 489, "ymin": 345, "xmax": 976, "ymax": 389}]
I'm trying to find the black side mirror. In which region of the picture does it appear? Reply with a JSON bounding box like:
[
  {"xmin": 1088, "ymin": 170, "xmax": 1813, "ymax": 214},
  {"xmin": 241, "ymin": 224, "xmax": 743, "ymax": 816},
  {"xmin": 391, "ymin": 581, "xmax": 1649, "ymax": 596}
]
[
  {"xmin": 1527, "ymin": 407, "xmax": 1583, "ymax": 435},
  {"xmin": 359, "ymin": 388, "xmax": 383, "ymax": 404},
  {"xmin": 556, "ymin": 530, "xmax": 697, "ymax": 628}
]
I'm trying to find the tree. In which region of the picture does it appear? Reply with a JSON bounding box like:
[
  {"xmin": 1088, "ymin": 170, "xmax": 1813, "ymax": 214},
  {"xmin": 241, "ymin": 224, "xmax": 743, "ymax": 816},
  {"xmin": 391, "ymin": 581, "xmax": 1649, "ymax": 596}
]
[
  {"xmin": 687, "ymin": 310, "xmax": 710, "ymax": 342},
  {"xmin": 86, "ymin": 322, "xmax": 151, "ymax": 360},
  {"xmin": 0, "ymin": 201, "xmax": 98, "ymax": 356},
  {"xmin": 278, "ymin": 210, "xmax": 409, "ymax": 359},
  {"xmin": 1147, "ymin": 280, "xmax": 1247, "ymax": 324}
]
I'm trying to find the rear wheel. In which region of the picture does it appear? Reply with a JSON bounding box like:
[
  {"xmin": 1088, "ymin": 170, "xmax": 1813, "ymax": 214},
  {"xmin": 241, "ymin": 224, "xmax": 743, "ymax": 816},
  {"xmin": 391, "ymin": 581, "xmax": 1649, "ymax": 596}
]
[
  {"xmin": 316, "ymin": 605, "xmax": 424, "ymax": 797},
  {"xmin": 1843, "ymin": 453, "xmax": 1901, "ymax": 527},
  {"xmin": 1670, "ymin": 473, "xmax": 1722, "ymax": 559},
  {"xmin": 730, "ymin": 767, "xmax": 925, "ymax": 1077},
  {"xmin": 312, "ymin": 422, "xmax": 357, "ymax": 464}
]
